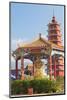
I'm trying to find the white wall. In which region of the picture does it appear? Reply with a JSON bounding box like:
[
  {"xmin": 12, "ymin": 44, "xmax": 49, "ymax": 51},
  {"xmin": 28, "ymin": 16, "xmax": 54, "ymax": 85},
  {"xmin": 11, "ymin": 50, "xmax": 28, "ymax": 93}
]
[{"xmin": 51, "ymin": 49, "xmax": 64, "ymax": 56}]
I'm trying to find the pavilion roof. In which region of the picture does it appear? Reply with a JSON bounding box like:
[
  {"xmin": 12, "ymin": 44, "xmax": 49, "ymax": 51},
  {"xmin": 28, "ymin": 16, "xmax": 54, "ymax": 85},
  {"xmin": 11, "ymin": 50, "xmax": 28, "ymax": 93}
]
[
  {"xmin": 19, "ymin": 35, "xmax": 64, "ymax": 51},
  {"xmin": 20, "ymin": 36, "xmax": 51, "ymax": 48},
  {"xmin": 12, "ymin": 34, "xmax": 64, "ymax": 60}
]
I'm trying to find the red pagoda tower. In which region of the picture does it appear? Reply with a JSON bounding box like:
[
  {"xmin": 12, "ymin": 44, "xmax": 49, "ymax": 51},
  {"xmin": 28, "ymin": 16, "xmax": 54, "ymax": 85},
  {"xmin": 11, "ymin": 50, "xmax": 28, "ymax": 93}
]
[
  {"xmin": 48, "ymin": 16, "xmax": 62, "ymax": 46},
  {"xmin": 48, "ymin": 16, "xmax": 64, "ymax": 77}
]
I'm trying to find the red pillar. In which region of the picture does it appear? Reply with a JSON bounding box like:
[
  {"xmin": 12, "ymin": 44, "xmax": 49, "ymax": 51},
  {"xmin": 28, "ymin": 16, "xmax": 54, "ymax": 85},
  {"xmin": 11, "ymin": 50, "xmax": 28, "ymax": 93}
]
[
  {"xmin": 21, "ymin": 57, "xmax": 24, "ymax": 80},
  {"xmin": 16, "ymin": 59, "xmax": 18, "ymax": 79},
  {"xmin": 32, "ymin": 56, "xmax": 35, "ymax": 76},
  {"xmin": 54, "ymin": 56, "xmax": 56, "ymax": 79},
  {"xmin": 49, "ymin": 56, "xmax": 52, "ymax": 80}
]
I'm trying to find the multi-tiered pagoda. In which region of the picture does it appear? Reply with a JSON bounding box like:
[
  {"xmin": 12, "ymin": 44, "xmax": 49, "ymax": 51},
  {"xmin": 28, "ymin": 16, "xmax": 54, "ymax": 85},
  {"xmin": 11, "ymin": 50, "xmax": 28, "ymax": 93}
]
[{"xmin": 48, "ymin": 16, "xmax": 64, "ymax": 77}]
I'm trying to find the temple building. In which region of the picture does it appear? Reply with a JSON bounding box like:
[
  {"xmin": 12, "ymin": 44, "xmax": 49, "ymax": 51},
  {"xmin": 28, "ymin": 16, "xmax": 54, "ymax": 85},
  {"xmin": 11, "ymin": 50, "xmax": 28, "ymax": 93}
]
[{"xmin": 12, "ymin": 16, "xmax": 64, "ymax": 80}]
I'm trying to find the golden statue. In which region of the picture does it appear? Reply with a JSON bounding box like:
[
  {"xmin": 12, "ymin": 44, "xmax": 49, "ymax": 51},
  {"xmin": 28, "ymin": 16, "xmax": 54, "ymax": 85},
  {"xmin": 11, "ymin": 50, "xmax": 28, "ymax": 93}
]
[{"xmin": 34, "ymin": 56, "xmax": 45, "ymax": 79}]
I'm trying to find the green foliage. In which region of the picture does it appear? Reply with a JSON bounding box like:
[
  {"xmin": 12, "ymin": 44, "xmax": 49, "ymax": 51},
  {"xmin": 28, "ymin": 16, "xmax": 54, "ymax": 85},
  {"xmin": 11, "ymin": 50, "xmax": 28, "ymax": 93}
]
[
  {"xmin": 11, "ymin": 80, "xmax": 23, "ymax": 95},
  {"xmin": 56, "ymin": 76, "xmax": 64, "ymax": 84},
  {"xmin": 56, "ymin": 76, "xmax": 64, "ymax": 93},
  {"xmin": 11, "ymin": 78, "xmax": 62, "ymax": 95},
  {"xmin": 11, "ymin": 80, "xmax": 30, "ymax": 95}
]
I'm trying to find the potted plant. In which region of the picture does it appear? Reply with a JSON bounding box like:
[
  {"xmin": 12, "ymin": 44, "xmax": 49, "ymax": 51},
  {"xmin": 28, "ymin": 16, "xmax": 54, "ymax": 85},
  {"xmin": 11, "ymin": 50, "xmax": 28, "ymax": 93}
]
[{"xmin": 28, "ymin": 87, "xmax": 33, "ymax": 95}]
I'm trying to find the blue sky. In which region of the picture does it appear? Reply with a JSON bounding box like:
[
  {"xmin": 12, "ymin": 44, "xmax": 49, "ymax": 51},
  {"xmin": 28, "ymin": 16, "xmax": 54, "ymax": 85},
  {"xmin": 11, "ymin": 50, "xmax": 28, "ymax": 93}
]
[{"xmin": 11, "ymin": 2, "xmax": 64, "ymax": 51}]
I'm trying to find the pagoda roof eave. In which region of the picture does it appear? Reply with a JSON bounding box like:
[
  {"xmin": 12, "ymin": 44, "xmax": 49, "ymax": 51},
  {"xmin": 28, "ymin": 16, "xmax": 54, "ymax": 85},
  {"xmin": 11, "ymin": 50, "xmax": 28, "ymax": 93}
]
[{"xmin": 52, "ymin": 47, "xmax": 64, "ymax": 52}]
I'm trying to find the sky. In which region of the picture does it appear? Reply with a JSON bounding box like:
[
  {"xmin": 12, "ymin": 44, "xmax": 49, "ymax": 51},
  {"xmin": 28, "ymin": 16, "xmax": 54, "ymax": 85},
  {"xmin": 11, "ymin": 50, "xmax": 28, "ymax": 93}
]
[
  {"xmin": 11, "ymin": 2, "xmax": 64, "ymax": 51},
  {"xmin": 10, "ymin": 2, "xmax": 64, "ymax": 69}
]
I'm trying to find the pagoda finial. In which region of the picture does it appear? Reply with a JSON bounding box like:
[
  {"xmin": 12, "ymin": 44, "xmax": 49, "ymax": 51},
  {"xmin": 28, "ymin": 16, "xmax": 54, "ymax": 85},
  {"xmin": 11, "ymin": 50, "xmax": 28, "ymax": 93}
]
[
  {"xmin": 53, "ymin": 8, "xmax": 54, "ymax": 17},
  {"xmin": 39, "ymin": 33, "xmax": 41, "ymax": 39},
  {"xmin": 52, "ymin": 9, "xmax": 55, "ymax": 22}
]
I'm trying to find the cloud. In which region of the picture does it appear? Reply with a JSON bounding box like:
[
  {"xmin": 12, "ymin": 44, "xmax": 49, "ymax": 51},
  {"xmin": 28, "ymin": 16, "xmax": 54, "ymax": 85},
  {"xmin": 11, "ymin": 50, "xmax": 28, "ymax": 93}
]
[
  {"xmin": 11, "ymin": 38, "xmax": 28, "ymax": 51},
  {"xmin": 41, "ymin": 34, "xmax": 48, "ymax": 40}
]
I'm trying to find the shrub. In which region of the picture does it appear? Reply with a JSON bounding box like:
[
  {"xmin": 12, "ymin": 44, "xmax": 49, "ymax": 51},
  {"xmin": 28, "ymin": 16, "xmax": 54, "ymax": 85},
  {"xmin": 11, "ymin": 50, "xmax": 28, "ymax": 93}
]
[
  {"xmin": 56, "ymin": 76, "xmax": 64, "ymax": 93},
  {"xmin": 11, "ymin": 78, "xmax": 61, "ymax": 95},
  {"xmin": 11, "ymin": 80, "xmax": 23, "ymax": 95},
  {"xmin": 11, "ymin": 80, "xmax": 31, "ymax": 95}
]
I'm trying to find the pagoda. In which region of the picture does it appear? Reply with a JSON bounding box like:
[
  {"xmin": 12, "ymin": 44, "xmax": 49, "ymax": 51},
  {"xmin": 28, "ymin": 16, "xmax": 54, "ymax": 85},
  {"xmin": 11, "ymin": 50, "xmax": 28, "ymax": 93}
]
[{"xmin": 48, "ymin": 16, "xmax": 64, "ymax": 77}]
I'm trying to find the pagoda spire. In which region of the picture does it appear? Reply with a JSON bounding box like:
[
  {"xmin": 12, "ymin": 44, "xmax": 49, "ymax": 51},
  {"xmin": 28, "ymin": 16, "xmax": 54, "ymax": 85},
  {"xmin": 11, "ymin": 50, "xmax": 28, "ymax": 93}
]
[{"xmin": 53, "ymin": 8, "xmax": 54, "ymax": 17}]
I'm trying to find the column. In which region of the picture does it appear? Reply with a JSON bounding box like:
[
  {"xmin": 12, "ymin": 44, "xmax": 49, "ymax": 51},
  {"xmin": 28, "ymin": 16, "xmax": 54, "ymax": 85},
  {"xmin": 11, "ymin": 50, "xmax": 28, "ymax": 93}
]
[
  {"xmin": 49, "ymin": 55, "xmax": 52, "ymax": 80},
  {"xmin": 33, "ymin": 61, "xmax": 34, "ymax": 76},
  {"xmin": 54, "ymin": 56, "xmax": 56, "ymax": 79},
  {"xmin": 32, "ymin": 56, "xmax": 35, "ymax": 76},
  {"xmin": 15, "ymin": 59, "xmax": 18, "ymax": 79},
  {"xmin": 21, "ymin": 56, "xmax": 24, "ymax": 80}
]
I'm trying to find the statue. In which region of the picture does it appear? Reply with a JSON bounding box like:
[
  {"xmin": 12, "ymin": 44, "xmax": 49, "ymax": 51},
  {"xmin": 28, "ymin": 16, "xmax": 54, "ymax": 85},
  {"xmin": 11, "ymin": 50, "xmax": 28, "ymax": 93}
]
[{"xmin": 34, "ymin": 56, "xmax": 45, "ymax": 79}]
